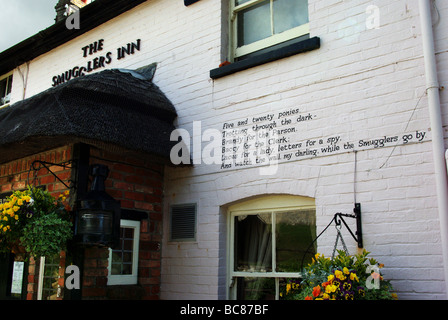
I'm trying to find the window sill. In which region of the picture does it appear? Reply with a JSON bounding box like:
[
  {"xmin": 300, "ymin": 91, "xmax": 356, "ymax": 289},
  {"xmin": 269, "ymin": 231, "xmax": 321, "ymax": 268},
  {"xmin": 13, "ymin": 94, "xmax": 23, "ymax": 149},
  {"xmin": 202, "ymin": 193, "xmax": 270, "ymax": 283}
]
[{"xmin": 210, "ymin": 36, "xmax": 320, "ymax": 80}]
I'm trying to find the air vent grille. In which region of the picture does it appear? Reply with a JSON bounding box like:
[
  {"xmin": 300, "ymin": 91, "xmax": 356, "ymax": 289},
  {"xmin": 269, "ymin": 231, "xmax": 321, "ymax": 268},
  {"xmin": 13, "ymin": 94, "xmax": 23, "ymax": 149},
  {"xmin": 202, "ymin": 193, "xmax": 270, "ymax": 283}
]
[{"xmin": 170, "ymin": 204, "xmax": 196, "ymax": 241}]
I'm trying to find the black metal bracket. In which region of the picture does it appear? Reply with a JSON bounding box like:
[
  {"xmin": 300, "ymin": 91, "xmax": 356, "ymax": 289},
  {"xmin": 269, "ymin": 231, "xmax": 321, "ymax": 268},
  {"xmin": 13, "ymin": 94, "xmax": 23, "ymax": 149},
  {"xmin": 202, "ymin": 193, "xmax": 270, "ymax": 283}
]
[
  {"xmin": 334, "ymin": 203, "xmax": 363, "ymax": 248},
  {"xmin": 31, "ymin": 160, "xmax": 76, "ymax": 190}
]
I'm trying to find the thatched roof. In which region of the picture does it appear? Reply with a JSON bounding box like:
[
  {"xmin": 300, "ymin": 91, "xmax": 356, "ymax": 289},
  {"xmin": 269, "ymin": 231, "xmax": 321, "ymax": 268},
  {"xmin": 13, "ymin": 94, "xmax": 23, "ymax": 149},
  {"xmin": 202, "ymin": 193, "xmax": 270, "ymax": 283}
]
[{"xmin": 0, "ymin": 68, "xmax": 178, "ymax": 164}]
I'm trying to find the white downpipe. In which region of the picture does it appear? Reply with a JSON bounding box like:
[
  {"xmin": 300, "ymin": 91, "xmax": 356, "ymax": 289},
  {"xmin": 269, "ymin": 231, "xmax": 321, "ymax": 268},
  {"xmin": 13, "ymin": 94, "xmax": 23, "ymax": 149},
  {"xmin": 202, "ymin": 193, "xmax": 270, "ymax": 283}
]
[{"xmin": 419, "ymin": 0, "xmax": 448, "ymax": 298}]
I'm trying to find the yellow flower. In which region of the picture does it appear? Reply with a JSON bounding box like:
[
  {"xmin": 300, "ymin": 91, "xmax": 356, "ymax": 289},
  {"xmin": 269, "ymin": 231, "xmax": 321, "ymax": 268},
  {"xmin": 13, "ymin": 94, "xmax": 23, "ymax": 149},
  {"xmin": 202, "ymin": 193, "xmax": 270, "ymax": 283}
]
[
  {"xmin": 327, "ymin": 274, "xmax": 334, "ymax": 282},
  {"xmin": 325, "ymin": 284, "xmax": 337, "ymax": 293},
  {"xmin": 334, "ymin": 270, "xmax": 345, "ymax": 280},
  {"xmin": 350, "ymin": 272, "xmax": 359, "ymax": 282},
  {"xmin": 14, "ymin": 215, "xmax": 18, "ymax": 220},
  {"xmin": 3, "ymin": 216, "xmax": 7, "ymax": 221},
  {"xmin": 13, "ymin": 206, "xmax": 19, "ymax": 212},
  {"xmin": 64, "ymin": 190, "xmax": 70, "ymax": 196},
  {"xmin": 343, "ymin": 267, "xmax": 350, "ymax": 275},
  {"xmin": 24, "ymin": 196, "xmax": 31, "ymax": 202},
  {"xmin": 286, "ymin": 283, "xmax": 291, "ymax": 294},
  {"xmin": 17, "ymin": 199, "xmax": 23, "ymax": 206},
  {"xmin": 2, "ymin": 227, "xmax": 7, "ymax": 232},
  {"xmin": 0, "ymin": 204, "xmax": 3, "ymax": 210}
]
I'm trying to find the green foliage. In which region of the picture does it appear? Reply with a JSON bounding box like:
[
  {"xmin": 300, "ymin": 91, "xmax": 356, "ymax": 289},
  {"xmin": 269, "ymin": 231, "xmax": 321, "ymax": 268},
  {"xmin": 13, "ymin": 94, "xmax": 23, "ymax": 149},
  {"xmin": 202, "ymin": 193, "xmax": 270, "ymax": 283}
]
[
  {"xmin": 0, "ymin": 186, "xmax": 72, "ymax": 257},
  {"xmin": 20, "ymin": 211, "xmax": 72, "ymax": 258}
]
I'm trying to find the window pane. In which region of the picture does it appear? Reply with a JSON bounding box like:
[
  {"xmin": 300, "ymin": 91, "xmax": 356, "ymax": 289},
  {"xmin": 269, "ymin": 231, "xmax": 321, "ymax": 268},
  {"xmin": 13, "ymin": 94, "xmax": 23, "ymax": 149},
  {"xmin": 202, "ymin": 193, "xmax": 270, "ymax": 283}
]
[
  {"xmin": 123, "ymin": 228, "xmax": 134, "ymax": 239},
  {"xmin": 40, "ymin": 255, "xmax": 60, "ymax": 300},
  {"xmin": 0, "ymin": 78, "xmax": 7, "ymax": 104},
  {"xmin": 111, "ymin": 263, "xmax": 121, "ymax": 275},
  {"xmin": 273, "ymin": 0, "xmax": 309, "ymax": 34},
  {"xmin": 111, "ymin": 227, "xmax": 134, "ymax": 275},
  {"xmin": 275, "ymin": 209, "xmax": 316, "ymax": 272},
  {"xmin": 123, "ymin": 239, "xmax": 134, "ymax": 251},
  {"xmin": 123, "ymin": 252, "xmax": 133, "ymax": 263},
  {"xmin": 236, "ymin": 277, "xmax": 276, "ymax": 300},
  {"xmin": 237, "ymin": 0, "xmax": 271, "ymax": 47},
  {"xmin": 122, "ymin": 263, "xmax": 132, "ymax": 275},
  {"xmin": 235, "ymin": 214, "xmax": 272, "ymax": 272},
  {"xmin": 6, "ymin": 76, "xmax": 12, "ymax": 95}
]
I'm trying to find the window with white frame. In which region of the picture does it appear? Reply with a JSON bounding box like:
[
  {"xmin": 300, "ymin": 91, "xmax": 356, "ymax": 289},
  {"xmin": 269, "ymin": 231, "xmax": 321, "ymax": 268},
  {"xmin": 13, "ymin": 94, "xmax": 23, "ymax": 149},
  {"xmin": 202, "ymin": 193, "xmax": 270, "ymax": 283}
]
[
  {"xmin": 230, "ymin": 0, "xmax": 309, "ymax": 61},
  {"xmin": 227, "ymin": 195, "xmax": 316, "ymax": 300},
  {"xmin": 37, "ymin": 254, "xmax": 62, "ymax": 300},
  {"xmin": 0, "ymin": 74, "xmax": 13, "ymax": 107},
  {"xmin": 107, "ymin": 219, "xmax": 140, "ymax": 285}
]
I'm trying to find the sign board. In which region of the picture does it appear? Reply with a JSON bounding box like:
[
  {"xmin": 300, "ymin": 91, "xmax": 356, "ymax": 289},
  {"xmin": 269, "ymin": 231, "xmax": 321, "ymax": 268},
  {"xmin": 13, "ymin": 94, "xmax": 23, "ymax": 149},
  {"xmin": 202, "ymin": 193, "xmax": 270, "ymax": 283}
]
[{"xmin": 10, "ymin": 261, "xmax": 24, "ymax": 294}]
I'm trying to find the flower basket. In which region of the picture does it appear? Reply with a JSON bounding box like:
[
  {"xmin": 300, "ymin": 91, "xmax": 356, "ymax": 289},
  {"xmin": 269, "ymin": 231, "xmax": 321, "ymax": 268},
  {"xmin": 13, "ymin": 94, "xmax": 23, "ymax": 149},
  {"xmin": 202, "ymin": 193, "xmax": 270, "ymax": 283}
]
[
  {"xmin": 282, "ymin": 250, "xmax": 398, "ymax": 300},
  {"xmin": 0, "ymin": 186, "xmax": 73, "ymax": 258}
]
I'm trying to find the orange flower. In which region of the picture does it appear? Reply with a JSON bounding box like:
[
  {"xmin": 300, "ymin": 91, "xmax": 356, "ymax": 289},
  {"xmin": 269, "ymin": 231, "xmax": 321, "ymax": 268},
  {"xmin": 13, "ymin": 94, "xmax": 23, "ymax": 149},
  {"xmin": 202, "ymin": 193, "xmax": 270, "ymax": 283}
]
[
  {"xmin": 305, "ymin": 296, "xmax": 313, "ymax": 300},
  {"xmin": 312, "ymin": 285, "xmax": 321, "ymax": 297}
]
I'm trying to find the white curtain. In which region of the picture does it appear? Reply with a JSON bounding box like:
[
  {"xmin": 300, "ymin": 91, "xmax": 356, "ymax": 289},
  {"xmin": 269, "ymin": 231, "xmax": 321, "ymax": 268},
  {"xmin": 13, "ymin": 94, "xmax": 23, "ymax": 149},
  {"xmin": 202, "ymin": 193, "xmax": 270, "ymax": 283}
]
[{"xmin": 238, "ymin": 214, "xmax": 272, "ymax": 271}]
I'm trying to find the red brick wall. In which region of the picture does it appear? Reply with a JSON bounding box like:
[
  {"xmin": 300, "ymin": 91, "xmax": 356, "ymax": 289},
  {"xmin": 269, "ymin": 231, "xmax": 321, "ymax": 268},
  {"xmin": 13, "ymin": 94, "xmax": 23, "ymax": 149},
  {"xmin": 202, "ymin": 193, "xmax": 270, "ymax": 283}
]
[
  {"xmin": 0, "ymin": 146, "xmax": 73, "ymax": 300},
  {"xmin": 0, "ymin": 144, "xmax": 165, "ymax": 300},
  {"xmin": 82, "ymin": 147, "xmax": 164, "ymax": 300},
  {"xmin": 26, "ymin": 256, "xmax": 38, "ymax": 300},
  {"xmin": 0, "ymin": 146, "xmax": 72, "ymax": 197}
]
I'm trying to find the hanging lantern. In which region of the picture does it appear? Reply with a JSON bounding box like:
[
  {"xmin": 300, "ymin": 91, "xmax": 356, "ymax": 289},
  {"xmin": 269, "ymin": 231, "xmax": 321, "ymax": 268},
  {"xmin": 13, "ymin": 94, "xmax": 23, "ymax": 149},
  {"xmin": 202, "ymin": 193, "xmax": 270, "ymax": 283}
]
[{"xmin": 75, "ymin": 164, "xmax": 120, "ymax": 248}]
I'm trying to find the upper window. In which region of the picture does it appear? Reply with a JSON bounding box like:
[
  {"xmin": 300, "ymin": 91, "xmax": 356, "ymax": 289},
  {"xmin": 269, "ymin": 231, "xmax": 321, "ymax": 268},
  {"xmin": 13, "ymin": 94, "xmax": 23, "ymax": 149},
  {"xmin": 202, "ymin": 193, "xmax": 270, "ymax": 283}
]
[
  {"xmin": 0, "ymin": 74, "xmax": 13, "ymax": 107},
  {"xmin": 230, "ymin": 0, "xmax": 309, "ymax": 61}
]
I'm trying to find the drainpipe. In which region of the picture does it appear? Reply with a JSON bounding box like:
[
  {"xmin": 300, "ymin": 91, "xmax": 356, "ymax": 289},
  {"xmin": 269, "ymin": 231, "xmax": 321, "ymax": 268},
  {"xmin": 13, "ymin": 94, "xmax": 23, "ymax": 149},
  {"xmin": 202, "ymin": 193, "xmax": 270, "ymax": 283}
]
[{"xmin": 419, "ymin": 0, "xmax": 448, "ymax": 298}]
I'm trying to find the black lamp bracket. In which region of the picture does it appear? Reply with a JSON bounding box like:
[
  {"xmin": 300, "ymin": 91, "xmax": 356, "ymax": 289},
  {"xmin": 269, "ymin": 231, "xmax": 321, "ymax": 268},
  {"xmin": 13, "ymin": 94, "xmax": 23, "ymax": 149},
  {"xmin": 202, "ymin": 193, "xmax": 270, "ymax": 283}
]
[
  {"xmin": 30, "ymin": 160, "xmax": 76, "ymax": 190},
  {"xmin": 334, "ymin": 203, "xmax": 363, "ymax": 248}
]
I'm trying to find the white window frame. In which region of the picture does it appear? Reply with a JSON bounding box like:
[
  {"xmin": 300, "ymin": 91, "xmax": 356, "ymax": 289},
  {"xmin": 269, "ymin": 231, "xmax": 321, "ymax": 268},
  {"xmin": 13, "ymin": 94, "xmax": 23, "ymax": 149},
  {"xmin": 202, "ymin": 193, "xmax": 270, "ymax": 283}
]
[
  {"xmin": 230, "ymin": 0, "xmax": 310, "ymax": 60},
  {"xmin": 0, "ymin": 72, "xmax": 13, "ymax": 108},
  {"xmin": 227, "ymin": 195, "xmax": 315, "ymax": 300},
  {"xmin": 37, "ymin": 255, "xmax": 63, "ymax": 300},
  {"xmin": 107, "ymin": 219, "xmax": 140, "ymax": 286}
]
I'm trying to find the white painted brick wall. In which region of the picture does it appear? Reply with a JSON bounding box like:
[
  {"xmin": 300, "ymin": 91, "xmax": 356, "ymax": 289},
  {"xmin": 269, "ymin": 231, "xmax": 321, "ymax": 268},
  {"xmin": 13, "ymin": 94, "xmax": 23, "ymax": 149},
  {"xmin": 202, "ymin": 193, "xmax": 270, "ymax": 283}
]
[{"xmin": 3, "ymin": 0, "xmax": 448, "ymax": 300}]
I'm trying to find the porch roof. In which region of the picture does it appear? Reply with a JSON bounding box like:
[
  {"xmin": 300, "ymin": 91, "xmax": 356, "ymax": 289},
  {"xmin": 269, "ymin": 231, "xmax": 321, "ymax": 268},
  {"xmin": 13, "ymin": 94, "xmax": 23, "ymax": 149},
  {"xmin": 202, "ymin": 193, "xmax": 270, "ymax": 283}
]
[{"xmin": 0, "ymin": 68, "xmax": 178, "ymax": 164}]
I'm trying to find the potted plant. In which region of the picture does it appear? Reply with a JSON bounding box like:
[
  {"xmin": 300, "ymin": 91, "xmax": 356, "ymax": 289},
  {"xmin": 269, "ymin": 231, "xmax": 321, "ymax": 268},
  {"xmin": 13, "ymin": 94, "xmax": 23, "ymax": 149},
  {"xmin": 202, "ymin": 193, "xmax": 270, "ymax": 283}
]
[
  {"xmin": 281, "ymin": 250, "xmax": 398, "ymax": 300},
  {"xmin": 0, "ymin": 186, "xmax": 73, "ymax": 258}
]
